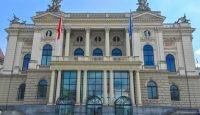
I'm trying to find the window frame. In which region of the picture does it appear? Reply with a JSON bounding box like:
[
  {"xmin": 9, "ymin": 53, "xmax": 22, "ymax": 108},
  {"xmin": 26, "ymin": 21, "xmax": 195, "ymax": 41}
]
[
  {"xmin": 41, "ymin": 44, "xmax": 52, "ymax": 66},
  {"xmin": 166, "ymin": 54, "xmax": 176, "ymax": 72},
  {"xmin": 147, "ymin": 81, "xmax": 158, "ymax": 99},
  {"xmin": 112, "ymin": 48, "xmax": 122, "ymax": 56},
  {"xmin": 170, "ymin": 85, "xmax": 180, "ymax": 101},
  {"xmin": 17, "ymin": 83, "xmax": 26, "ymax": 100},
  {"xmin": 93, "ymin": 48, "xmax": 103, "ymax": 56},
  {"xmin": 22, "ymin": 53, "xmax": 31, "ymax": 72},
  {"xmin": 74, "ymin": 48, "xmax": 84, "ymax": 56},
  {"xmin": 37, "ymin": 79, "xmax": 48, "ymax": 98},
  {"xmin": 143, "ymin": 45, "xmax": 154, "ymax": 66}
]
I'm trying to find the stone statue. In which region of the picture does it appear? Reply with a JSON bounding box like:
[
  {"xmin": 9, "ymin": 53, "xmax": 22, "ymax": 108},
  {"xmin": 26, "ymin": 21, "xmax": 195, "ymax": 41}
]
[
  {"xmin": 10, "ymin": 14, "xmax": 20, "ymax": 23},
  {"xmin": 136, "ymin": 0, "xmax": 151, "ymax": 11},
  {"xmin": 46, "ymin": 0, "xmax": 62, "ymax": 12},
  {"xmin": 175, "ymin": 14, "xmax": 190, "ymax": 23}
]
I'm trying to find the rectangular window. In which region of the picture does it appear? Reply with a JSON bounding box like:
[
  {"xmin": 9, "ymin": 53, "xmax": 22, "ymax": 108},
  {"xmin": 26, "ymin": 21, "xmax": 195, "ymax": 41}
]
[
  {"xmin": 87, "ymin": 71, "xmax": 103, "ymax": 98},
  {"xmin": 114, "ymin": 71, "xmax": 130, "ymax": 99},
  {"xmin": 61, "ymin": 71, "xmax": 77, "ymax": 101}
]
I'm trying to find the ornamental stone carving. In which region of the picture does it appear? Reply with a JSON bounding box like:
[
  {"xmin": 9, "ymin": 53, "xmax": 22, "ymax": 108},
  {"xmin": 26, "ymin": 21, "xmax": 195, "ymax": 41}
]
[
  {"xmin": 46, "ymin": 0, "xmax": 62, "ymax": 12},
  {"xmin": 136, "ymin": 0, "xmax": 151, "ymax": 12}
]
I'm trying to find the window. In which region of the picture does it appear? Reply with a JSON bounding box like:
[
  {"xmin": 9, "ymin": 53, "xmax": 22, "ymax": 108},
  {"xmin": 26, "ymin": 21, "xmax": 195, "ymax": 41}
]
[
  {"xmin": 74, "ymin": 48, "xmax": 84, "ymax": 56},
  {"xmin": 143, "ymin": 45, "xmax": 154, "ymax": 66},
  {"xmin": 113, "ymin": 36, "xmax": 120, "ymax": 43},
  {"xmin": 37, "ymin": 80, "xmax": 48, "ymax": 98},
  {"xmin": 115, "ymin": 96, "xmax": 132, "ymax": 115},
  {"xmin": 18, "ymin": 83, "xmax": 26, "ymax": 100},
  {"xmin": 76, "ymin": 36, "xmax": 83, "ymax": 43},
  {"xmin": 147, "ymin": 81, "xmax": 158, "ymax": 99},
  {"xmin": 41, "ymin": 44, "xmax": 52, "ymax": 65},
  {"xmin": 144, "ymin": 30, "xmax": 151, "ymax": 38},
  {"xmin": 88, "ymin": 71, "xmax": 103, "ymax": 98},
  {"xmin": 166, "ymin": 54, "xmax": 176, "ymax": 72},
  {"xmin": 22, "ymin": 54, "xmax": 31, "ymax": 71},
  {"xmin": 61, "ymin": 71, "xmax": 77, "ymax": 101},
  {"xmin": 95, "ymin": 36, "xmax": 102, "ymax": 43},
  {"xmin": 170, "ymin": 85, "xmax": 180, "ymax": 101},
  {"xmin": 112, "ymin": 48, "xmax": 122, "ymax": 56},
  {"xmin": 46, "ymin": 30, "xmax": 53, "ymax": 37},
  {"xmin": 93, "ymin": 48, "xmax": 103, "ymax": 56},
  {"xmin": 86, "ymin": 96, "xmax": 102, "ymax": 115},
  {"xmin": 114, "ymin": 71, "xmax": 130, "ymax": 99}
]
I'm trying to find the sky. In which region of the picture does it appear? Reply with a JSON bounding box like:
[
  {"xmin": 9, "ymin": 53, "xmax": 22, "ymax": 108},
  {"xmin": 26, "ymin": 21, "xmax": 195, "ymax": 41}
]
[{"xmin": 0, "ymin": 0, "xmax": 200, "ymax": 65}]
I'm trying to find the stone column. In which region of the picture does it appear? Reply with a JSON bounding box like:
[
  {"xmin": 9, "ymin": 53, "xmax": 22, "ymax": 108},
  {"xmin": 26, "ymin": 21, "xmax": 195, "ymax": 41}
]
[
  {"xmin": 109, "ymin": 70, "xmax": 114, "ymax": 105},
  {"xmin": 13, "ymin": 42, "xmax": 23, "ymax": 74},
  {"xmin": 76, "ymin": 70, "xmax": 81, "ymax": 104},
  {"xmin": 157, "ymin": 30, "xmax": 166, "ymax": 70},
  {"xmin": 103, "ymin": 70, "xmax": 108, "ymax": 105},
  {"xmin": 135, "ymin": 71, "xmax": 142, "ymax": 106},
  {"xmin": 56, "ymin": 70, "xmax": 62, "ymax": 101},
  {"xmin": 82, "ymin": 70, "xmax": 88, "ymax": 104},
  {"xmin": 105, "ymin": 28, "xmax": 110, "ymax": 56},
  {"xmin": 133, "ymin": 30, "xmax": 141, "ymax": 60},
  {"xmin": 85, "ymin": 28, "xmax": 90, "ymax": 57},
  {"xmin": 65, "ymin": 28, "xmax": 71, "ymax": 56},
  {"xmin": 129, "ymin": 70, "xmax": 135, "ymax": 105},
  {"xmin": 126, "ymin": 28, "xmax": 131, "ymax": 56},
  {"xmin": 48, "ymin": 70, "xmax": 56, "ymax": 105}
]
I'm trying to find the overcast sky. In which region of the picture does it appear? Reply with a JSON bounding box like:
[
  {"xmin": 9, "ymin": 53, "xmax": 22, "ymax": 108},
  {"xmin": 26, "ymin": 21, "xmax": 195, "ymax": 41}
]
[{"xmin": 0, "ymin": 0, "xmax": 200, "ymax": 64}]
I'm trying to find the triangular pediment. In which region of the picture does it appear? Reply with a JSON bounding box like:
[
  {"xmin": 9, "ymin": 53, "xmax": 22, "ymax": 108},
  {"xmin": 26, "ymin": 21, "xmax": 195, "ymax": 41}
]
[
  {"xmin": 133, "ymin": 12, "xmax": 166, "ymax": 22},
  {"xmin": 32, "ymin": 12, "xmax": 60, "ymax": 20}
]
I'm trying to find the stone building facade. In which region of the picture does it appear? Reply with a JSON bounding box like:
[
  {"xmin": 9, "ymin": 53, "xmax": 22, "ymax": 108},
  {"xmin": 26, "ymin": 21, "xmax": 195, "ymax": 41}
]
[{"xmin": 0, "ymin": 0, "xmax": 200, "ymax": 115}]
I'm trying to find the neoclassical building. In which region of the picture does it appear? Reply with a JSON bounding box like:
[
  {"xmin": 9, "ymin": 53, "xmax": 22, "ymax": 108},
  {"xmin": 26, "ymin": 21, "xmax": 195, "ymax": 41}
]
[{"xmin": 0, "ymin": 0, "xmax": 200, "ymax": 115}]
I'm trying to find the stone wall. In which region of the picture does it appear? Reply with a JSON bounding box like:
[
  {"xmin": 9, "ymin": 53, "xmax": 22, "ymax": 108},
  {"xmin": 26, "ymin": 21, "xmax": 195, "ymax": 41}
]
[{"xmin": 24, "ymin": 69, "xmax": 51, "ymax": 105}]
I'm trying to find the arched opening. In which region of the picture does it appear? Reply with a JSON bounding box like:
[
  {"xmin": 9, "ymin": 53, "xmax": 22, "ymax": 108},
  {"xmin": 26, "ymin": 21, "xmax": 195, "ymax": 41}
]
[
  {"xmin": 93, "ymin": 48, "xmax": 103, "ymax": 56},
  {"xmin": 143, "ymin": 45, "xmax": 154, "ymax": 66},
  {"xmin": 86, "ymin": 96, "xmax": 102, "ymax": 115},
  {"xmin": 112, "ymin": 48, "xmax": 122, "ymax": 56},
  {"xmin": 18, "ymin": 83, "xmax": 26, "ymax": 100},
  {"xmin": 74, "ymin": 48, "xmax": 84, "ymax": 56},
  {"xmin": 147, "ymin": 81, "xmax": 158, "ymax": 99},
  {"xmin": 56, "ymin": 96, "xmax": 75, "ymax": 115},
  {"xmin": 115, "ymin": 96, "xmax": 132, "ymax": 115},
  {"xmin": 41, "ymin": 44, "xmax": 52, "ymax": 65},
  {"xmin": 170, "ymin": 85, "xmax": 180, "ymax": 101},
  {"xmin": 37, "ymin": 79, "xmax": 48, "ymax": 98},
  {"xmin": 166, "ymin": 54, "xmax": 176, "ymax": 72},
  {"xmin": 22, "ymin": 53, "xmax": 31, "ymax": 71}
]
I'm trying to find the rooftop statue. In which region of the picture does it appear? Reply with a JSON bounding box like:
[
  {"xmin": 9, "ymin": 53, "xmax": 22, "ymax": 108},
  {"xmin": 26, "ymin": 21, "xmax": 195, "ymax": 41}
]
[
  {"xmin": 46, "ymin": 0, "xmax": 62, "ymax": 12},
  {"xmin": 175, "ymin": 14, "xmax": 190, "ymax": 23},
  {"xmin": 136, "ymin": 0, "xmax": 151, "ymax": 11},
  {"xmin": 10, "ymin": 14, "xmax": 20, "ymax": 23}
]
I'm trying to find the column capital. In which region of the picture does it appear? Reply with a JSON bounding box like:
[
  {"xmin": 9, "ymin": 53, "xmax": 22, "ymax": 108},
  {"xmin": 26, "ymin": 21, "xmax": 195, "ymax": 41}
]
[
  {"xmin": 105, "ymin": 27, "xmax": 110, "ymax": 32},
  {"xmin": 85, "ymin": 27, "xmax": 90, "ymax": 32}
]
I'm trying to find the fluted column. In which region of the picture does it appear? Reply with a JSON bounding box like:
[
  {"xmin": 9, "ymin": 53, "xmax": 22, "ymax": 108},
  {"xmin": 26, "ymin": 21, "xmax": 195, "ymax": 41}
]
[
  {"xmin": 135, "ymin": 70, "xmax": 142, "ymax": 106},
  {"xmin": 48, "ymin": 70, "xmax": 56, "ymax": 105},
  {"xmin": 65, "ymin": 28, "xmax": 71, "ymax": 56},
  {"xmin": 76, "ymin": 70, "xmax": 81, "ymax": 104},
  {"xmin": 126, "ymin": 28, "xmax": 131, "ymax": 56},
  {"xmin": 85, "ymin": 28, "xmax": 90, "ymax": 56},
  {"xmin": 109, "ymin": 70, "xmax": 114, "ymax": 105},
  {"xmin": 105, "ymin": 28, "xmax": 110, "ymax": 56},
  {"xmin": 82, "ymin": 70, "xmax": 88, "ymax": 104},
  {"xmin": 103, "ymin": 70, "xmax": 108, "ymax": 105},
  {"xmin": 56, "ymin": 70, "xmax": 62, "ymax": 101},
  {"xmin": 129, "ymin": 70, "xmax": 135, "ymax": 105}
]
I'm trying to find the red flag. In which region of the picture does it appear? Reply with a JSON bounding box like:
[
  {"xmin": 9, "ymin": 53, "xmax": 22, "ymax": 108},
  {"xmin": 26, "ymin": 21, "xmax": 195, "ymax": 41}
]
[{"xmin": 57, "ymin": 15, "xmax": 62, "ymax": 40}]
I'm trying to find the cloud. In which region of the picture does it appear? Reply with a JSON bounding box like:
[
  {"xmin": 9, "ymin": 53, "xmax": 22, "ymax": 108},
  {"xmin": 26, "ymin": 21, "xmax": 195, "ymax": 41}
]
[{"xmin": 195, "ymin": 49, "xmax": 200, "ymax": 55}]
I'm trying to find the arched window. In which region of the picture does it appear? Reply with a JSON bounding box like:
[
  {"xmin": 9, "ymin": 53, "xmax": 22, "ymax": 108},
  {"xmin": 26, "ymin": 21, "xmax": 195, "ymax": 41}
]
[
  {"xmin": 22, "ymin": 54, "xmax": 31, "ymax": 71},
  {"xmin": 86, "ymin": 96, "xmax": 102, "ymax": 115},
  {"xmin": 143, "ymin": 45, "xmax": 154, "ymax": 66},
  {"xmin": 56, "ymin": 97, "xmax": 75, "ymax": 115},
  {"xmin": 113, "ymin": 36, "xmax": 120, "ymax": 43},
  {"xmin": 41, "ymin": 44, "xmax": 52, "ymax": 65},
  {"xmin": 93, "ymin": 48, "xmax": 103, "ymax": 56},
  {"xmin": 144, "ymin": 30, "xmax": 151, "ymax": 38},
  {"xmin": 76, "ymin": 36, "xmax": 83, "ymax": 43},
  {"xmin": 37, "ymin": 80, "xmax": 48, "ymax": 98},
  {"xmin": 112, "ymin": 48, "xmax": 122, "ymax": 56},
  {"xmin": 170, "ymin": 85, "xmax": 180, "ymax": 101},
  {"xmin": 147, "ymin": 81, "xmax": 158, "ymax": 99},
  {"xmin": 115, "ymin": 96, "xmax": 132, "ymax": 115},
  {"xmin": 166, "ymin": 54, "xmax": 176, "ymax": 72},
  {"xmin": 18, "ymin": 83, "xmax": 26, "ymax": 100},
  {"xmin": 95, "ymin": 36, "xmax": 102, "ymax": 43},
  {"xmin": 74, "ymin": 48, "xmax": 84, "ymax": 56}
]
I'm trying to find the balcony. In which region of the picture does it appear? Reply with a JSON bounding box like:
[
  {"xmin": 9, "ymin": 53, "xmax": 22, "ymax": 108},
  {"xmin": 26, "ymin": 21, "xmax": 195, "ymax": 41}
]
[{"xmin": 52, "ymin": 56, "xmax": 140, "ymax": 62}]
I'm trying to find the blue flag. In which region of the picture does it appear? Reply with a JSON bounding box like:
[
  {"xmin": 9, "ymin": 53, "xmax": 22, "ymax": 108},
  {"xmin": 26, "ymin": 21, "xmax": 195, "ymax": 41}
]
[{"xmin": 129, "ymin": 10, "xmax": 133, "ymax": 39}]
